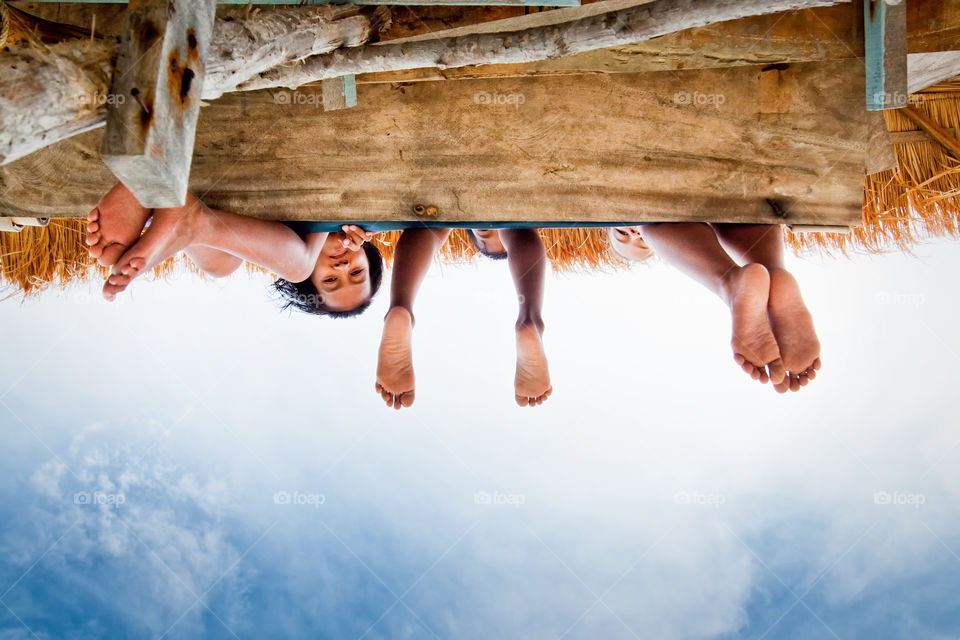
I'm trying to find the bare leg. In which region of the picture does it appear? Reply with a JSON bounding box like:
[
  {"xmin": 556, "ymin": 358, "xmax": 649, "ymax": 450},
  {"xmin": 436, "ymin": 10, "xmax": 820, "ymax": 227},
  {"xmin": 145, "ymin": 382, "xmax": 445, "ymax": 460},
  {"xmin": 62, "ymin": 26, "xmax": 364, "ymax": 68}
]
[
  {"xmin": 641, "ymin": 223, "xmax": 786, "ymax": 385},
  {"xmin": 375, "ymin": 228, "xmax": 452, "ymax": 410},
  {"xmin": 104, "ymin": 194, "xmax": 326, "ymax": 300},
  {"xmin": 184, "ymin": 246, "xmax": 242, "ymax": 278},
  {"xmin": 710, "ymin": 224, "xmax": 821, "ymax": 393},
  {"xmin": 499, "ymin": 229, "xmax": 552, "ymax": 407}
]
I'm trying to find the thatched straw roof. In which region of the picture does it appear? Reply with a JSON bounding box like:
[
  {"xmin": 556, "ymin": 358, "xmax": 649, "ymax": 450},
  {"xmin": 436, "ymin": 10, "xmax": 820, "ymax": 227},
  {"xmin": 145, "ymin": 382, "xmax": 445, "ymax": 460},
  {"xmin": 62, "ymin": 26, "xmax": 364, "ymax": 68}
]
[
  {"xmin": 3, "ymin": 80, "xmax": 960, "ymax": 299},
  {"xmin": 784, "ymin": 81, "xmax": 960, "ymax": 257}
]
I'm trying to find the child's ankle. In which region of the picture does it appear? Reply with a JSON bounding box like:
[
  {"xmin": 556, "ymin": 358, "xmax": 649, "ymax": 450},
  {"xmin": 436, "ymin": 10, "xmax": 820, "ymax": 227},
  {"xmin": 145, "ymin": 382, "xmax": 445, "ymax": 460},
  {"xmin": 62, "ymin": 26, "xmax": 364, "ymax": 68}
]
[
  {"xmin": 385, "ymin": 305, "xmax": 415, "ymax": 326},
  {"xmin": 516, "ymin": 316, "xmax": 544, "ymax": 334}
]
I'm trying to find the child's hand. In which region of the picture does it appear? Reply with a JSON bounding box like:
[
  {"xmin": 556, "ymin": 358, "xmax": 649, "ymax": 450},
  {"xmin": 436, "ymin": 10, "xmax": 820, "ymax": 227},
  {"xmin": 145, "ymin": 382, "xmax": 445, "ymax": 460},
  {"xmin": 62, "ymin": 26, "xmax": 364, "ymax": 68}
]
[{"xmin": 339, "ymin": 225, "xmax": 373, "ymax": 252}]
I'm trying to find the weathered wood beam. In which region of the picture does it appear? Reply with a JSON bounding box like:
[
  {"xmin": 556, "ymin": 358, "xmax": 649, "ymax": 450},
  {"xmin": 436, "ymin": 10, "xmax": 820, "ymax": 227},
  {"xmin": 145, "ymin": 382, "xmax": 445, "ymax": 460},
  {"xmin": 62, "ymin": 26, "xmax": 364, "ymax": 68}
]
[
  {"xmin": 1, "ymin": 63, "xmax": 870, "ymax": 228},
  {"xmin": 100, "ymin": 0, "xmax": 218, "ymax": 208},
  {"xmin": 0, "ymin": 6, "xmax": 389, "ymax": 165},
  {"xmin": 900, "ymin": 105, "xmax": 960, "ymax": 159},
  {"xmin": 360, "ymin": 0, "xmax": 960, "ymax": 84},
  {"xmin": 237, "ymin": 0, "xmax": 852, "ymax": 92},
  {"xmin": 378, "ymin": 0, "xmax": 658, "ymax": 45},
  {"xmin": 889, "ymin": 127, "xmax": 958, "ymax": 145},
  {"xmin": 204, "ymin": 6, "xmax": 391, "ymax": 98},
  {"xmin": 865, "ymin": 0, "xmax": 908, "ymax": 110},
  {"xmin": 866, "ymin": 111, "xmax": 897, "ymax": 174},
  {"xmin": 907, "ymin": 51, "xmax": 960, "ymax": 93}
]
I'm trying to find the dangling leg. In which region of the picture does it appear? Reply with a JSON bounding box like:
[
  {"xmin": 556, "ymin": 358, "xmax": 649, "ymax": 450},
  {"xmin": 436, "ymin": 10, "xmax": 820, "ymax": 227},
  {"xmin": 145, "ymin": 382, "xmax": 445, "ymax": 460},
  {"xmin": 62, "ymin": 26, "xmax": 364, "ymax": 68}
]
[
  {"xmin": 375, "ymin": 228, "xmax": 451, "ymax": 410},
  {"xmin": 710, "ymin": 224, "xmax": 820, "ymax": 393},
  {"xmin": 103, "ymin": 194, "xmax": 325, "ymax": 300},
  {"xmin": 641, "ymin": 223, "xmax": 785, "ymax": 385},
  {"xmin": 500, "ymin": 229, "xmax": 552, "ymax": 407}
]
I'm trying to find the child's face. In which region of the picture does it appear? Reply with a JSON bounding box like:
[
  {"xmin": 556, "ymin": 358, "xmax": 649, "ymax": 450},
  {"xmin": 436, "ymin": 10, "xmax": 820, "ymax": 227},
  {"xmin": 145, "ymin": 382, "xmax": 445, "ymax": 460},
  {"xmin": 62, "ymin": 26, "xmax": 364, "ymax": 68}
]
[
  {"xmin": 608, "ymin": 227, "xmax": 654, "ymax": 262},
  {"xmin": 310, "ymin": 233, "xmax": 372, "ymax": 312},
  {"xmin": 472, "ymin": 229, "xmax": 506, "ymax": 255}
]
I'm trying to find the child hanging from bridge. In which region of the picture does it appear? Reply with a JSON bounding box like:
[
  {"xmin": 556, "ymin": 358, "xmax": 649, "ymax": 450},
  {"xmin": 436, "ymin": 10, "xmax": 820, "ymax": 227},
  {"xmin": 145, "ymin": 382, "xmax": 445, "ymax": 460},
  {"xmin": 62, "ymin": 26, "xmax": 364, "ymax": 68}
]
[
  {"xmin": 84, "ymin": 181, "xmax": 383, "ymax": 316},
  {"xmin": 375, "ymin": 227, "xmax": 552, "ymax": 409},
  {"xmin": 606, "ymin": 223, "xmax": 821, "ymax": 394}
]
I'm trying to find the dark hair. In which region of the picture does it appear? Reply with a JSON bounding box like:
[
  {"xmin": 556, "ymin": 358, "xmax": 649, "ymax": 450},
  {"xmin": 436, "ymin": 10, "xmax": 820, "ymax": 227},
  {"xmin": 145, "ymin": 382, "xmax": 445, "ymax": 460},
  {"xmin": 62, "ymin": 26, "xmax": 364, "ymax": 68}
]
[
  {"xmin": 272, "ymin": 241, "xmax": 384, "ymax": 318},
  {"xmin": 465, "ymin": 229, "xmax": 508, "ymax": 260}
]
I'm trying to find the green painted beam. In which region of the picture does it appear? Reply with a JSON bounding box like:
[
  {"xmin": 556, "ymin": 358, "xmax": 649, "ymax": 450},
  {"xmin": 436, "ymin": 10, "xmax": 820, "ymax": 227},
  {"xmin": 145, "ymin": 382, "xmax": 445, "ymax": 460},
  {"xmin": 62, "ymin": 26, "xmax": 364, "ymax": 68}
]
[{"xmin": 864, "ymin": 0, "xmax": 908, "ymax": 110}]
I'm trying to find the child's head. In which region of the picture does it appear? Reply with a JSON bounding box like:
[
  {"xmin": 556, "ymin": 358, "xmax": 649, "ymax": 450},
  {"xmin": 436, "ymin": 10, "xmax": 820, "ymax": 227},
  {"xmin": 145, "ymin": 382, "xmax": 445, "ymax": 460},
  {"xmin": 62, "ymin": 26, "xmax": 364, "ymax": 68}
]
[
  {"xmin": 607, "ymin": 226, "xmax": 655, "ymax": 262},
  {"xmin": 466, "ymin": 229, "xmax": 508, "ymax": 260},
  {"xmin": 273, "ymin": 233, "xmax": 384, "ymax": 318}
]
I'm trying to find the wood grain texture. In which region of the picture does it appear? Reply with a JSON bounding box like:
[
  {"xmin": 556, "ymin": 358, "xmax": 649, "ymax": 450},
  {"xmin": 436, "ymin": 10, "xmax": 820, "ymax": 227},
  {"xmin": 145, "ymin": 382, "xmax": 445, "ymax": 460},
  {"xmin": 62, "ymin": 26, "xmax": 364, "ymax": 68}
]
[
  {"xmin": 0, "ymin": 6, "xmax": 389, "ymax": 165},
  {"xmin": 100, "ymin": 0, "xmax": 219, "ymax": 208},
  {"xmin": 1, "ymin": 63, "xmax": 868, "ymax": 227},
  {"xmin": 361, "ymin": 0, "xmax": 960, "ymax": 84},
  {"xmin": 322, "ymin": 75, "xmax": 358, "ymax": 110},
  {"xmin": 238, "ymin": 0, "xmax": 850, "ymax": 92},
  {"xmin": 908, "ymin": 51, "xmax": 960, "ymax": 93}
]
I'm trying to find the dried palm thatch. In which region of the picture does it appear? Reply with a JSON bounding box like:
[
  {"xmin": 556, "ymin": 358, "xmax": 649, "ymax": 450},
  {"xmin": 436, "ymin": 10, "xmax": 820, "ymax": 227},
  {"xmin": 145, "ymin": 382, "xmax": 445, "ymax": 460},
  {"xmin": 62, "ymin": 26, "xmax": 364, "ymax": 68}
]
[{"xmin": 784, "ymin": 81, "xmax": 960, "ymax": 257}]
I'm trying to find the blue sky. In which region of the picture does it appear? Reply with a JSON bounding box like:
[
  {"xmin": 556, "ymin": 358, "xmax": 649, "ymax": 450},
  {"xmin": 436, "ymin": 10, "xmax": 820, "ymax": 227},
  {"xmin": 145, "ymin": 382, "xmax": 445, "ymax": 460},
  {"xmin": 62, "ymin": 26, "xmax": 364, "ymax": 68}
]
[{"xmin": 1, "ymin": 239, "xmax": 959, "ymax": 639}]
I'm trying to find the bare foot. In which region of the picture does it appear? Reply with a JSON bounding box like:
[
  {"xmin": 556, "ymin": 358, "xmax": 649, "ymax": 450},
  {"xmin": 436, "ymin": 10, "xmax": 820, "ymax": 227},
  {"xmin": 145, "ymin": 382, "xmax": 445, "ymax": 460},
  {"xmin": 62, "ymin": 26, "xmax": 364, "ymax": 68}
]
[
  {"xmin": 102, "ymin": 196, "xmax": 203, "ymax": 301},
  {"xmin": 723, "ymin": 264, "xmax": 785, "ymax": 385},
  {"xmin": 85, "ymin": 182, "xmax": 151, "ymax": 267},
  {"xmin": 376, "ymin": 307, "xmax": 416, "ymax": 410},
  {"xmin": 515, "ymin": 322, "xmax": 552, "ymax": 407},
  {"xmin": 767, "ymin": 268, "xmax": 821, "ymax": 394}
]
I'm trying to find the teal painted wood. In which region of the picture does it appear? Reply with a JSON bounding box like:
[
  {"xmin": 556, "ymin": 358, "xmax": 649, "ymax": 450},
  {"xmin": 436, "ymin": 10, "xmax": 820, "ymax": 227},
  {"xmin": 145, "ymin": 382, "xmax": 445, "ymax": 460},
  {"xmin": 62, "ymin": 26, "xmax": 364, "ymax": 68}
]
[
  {"xmin": 284, "ymin": 221, "xmax": 646, "ymax": 234},
  {"xmin": 864, "ymin": 0, "xmax": 907, "ymax": 111},
  {"xmin": 26, "ymin": 0, "xmax": 581, "ymax": 6},
  {"xmin": 343, "ymin": 75, "xmax": 358, "ymax": 109}
]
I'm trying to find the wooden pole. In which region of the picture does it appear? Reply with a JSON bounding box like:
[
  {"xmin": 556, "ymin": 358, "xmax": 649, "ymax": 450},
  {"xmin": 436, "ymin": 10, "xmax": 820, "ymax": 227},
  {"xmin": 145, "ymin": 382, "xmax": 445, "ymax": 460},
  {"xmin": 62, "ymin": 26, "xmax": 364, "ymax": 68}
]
[
  {"xmin": 900, "ymin": 104, "xmax": 960, "ymax": 159},
  {"xmin": 0, "ymin": 6, "xmax": 389, "ymax": 166},
  {"xmin": 238, "ymin": 0, "xmax": 851, "ymax": 92},
  {"xmin": 100, "ymin": 0, "xmax": 219, "ymax": 208}
]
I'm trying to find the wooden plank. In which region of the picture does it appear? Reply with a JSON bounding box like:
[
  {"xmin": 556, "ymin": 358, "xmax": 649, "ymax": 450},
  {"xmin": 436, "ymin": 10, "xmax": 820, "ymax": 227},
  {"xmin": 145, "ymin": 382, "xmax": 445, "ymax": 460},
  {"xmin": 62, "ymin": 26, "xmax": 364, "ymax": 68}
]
[
  {"xmin": 889, "ymin": 127, "xmax": 958, "ymax": 144},
  {"xmin": 789, "ymin": 225, "xmax": 853, "ymax": 234},
  {"xmin": 0, "ymin": 63, "xmax": 868, "ymax": 227},
  {"xmin": 865, "ymin": 0, "xmax": 908, "ymax": 110},
  {"xmin": 322, "ymin": 76, "xmax": 358, "ymax": 111},
  {"xmin": 908, "ymin": 51, "xmax": 960, "ymax": 93},
  {"xmin": 900, "ymin": 105, "xmax": 960, "ymax": 159},
  {"xmin": 100, "ymin": 0, "xmax": 218, "ymax": 208},
  {"xmin": 0, "ymin": 218, "xmax": 23, "ymax": 233},
  {"xmin": 865, "ymin": 111, "xmax": 897, "ymax": 174}
]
